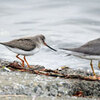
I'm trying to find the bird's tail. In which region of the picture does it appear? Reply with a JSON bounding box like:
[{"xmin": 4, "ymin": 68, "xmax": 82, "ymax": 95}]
[
  {"xmin": 60, "ymin": 48, "xmax": 72, "ymax": 51},
  {"xmin": 59, "ymin": 48, "xmax": 74, "ymax": 56},
  {"xmin": 0, "ymin": 42, "xmax": 5, "ymax": 45}
]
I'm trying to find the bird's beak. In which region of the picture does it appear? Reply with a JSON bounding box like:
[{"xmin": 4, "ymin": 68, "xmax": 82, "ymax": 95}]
[{"xmin": 43, "ymin": 42, "xmax": 57, "ymax": 52}]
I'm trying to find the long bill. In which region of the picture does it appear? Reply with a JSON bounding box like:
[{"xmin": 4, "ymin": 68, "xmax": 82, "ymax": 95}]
[{"xmin": 43, "ymin": 42, "xmax": 57, "ymax": 52}]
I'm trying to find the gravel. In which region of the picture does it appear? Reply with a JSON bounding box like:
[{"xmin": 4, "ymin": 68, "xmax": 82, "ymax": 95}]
[{"xmin": 0, "ymin": 59, "xmax": 100, "ymax": 100}]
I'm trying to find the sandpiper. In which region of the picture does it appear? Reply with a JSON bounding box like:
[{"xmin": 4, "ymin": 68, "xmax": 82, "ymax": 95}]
[
  {"xmin": 61, "ymin": 38, "xmax": 100, "ymax": 77},
  {"xmin": 0, "ymin": 34, "xmax": 57, "ymax": 68}
]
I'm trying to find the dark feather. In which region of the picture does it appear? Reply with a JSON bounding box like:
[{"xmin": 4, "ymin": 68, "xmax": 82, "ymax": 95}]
[
  {"xmin": 1, "ymin": 39, "xmax": 36, "ymax": 51},
  {"xmin": 61, "ymin": 38, "xmax": 100, "ymax": 55}
]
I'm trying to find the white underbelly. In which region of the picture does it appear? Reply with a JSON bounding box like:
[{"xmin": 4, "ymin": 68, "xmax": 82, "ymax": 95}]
[
  {"xmin": 64, "ymin": 50, "xmax": 100, "ymax": 60},
  {"xmin": 6, "ymin": 46, "xmax": 40, "ymax": 56},
  {"xmin": 73, "ymin": 52, "xmax": 100, "ymax": 60}
]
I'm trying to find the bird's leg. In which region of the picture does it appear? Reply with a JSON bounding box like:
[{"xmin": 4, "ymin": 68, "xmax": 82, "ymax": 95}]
[
  {"xmin": 98, "ymin": 61, "xmax": 100, "ymax": 69},
  {"xmin": 24, "ymin": 56, "xmax": 31, "ymax": 68},
  {"xmin": 90, "ymin": 60, "xmax": 96, "ymax": 76},
  {"xmin": 16, "ymin": 54, "xmax": 24, "ymax": 67}
]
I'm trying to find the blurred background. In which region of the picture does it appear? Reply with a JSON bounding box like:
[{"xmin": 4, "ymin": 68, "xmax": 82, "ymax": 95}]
[{"xmin": 0, "ymin": 0, "xmax": 100, "ymax": 74}]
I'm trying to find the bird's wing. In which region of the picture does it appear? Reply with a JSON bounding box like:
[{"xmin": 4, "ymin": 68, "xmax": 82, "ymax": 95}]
[
  {"xmin": 70, "ymin": 38, "xmax": 100, "ymax": 55},
  {"xmin": 1, "ymin": 39, "xmax": 36, "ymax": 51},
  {"xmin": 61, "ymin": 38, "xmax": 100, "ymax": 55}
]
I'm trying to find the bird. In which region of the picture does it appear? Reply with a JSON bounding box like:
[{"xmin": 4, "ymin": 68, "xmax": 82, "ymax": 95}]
[
  {"xmin": 0, "ymin": 34, "xmax": 57, "ymax": 68},
  {"xmin": 61, "ymin": 38, "xmax": 100, "ymax": 78}
]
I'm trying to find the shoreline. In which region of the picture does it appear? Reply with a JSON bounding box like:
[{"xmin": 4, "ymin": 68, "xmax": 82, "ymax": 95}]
[{"xmin": 0, "ymin": 59, "xmax": 100, "ymax": 100}]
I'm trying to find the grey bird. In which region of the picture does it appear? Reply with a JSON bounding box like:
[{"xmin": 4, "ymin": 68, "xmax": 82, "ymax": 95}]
[
  {"xmin": 0, "ymin": 34, "xmax": 57, "ymax": 68},
  {"xmin": 61, "ymin": 38, "xmax": 100, "ymax": 77}
]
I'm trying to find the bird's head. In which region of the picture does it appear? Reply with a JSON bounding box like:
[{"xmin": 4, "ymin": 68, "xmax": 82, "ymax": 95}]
[{"xmin": 37, "ymin": 34, "xmax": 57, "ymax": 52}]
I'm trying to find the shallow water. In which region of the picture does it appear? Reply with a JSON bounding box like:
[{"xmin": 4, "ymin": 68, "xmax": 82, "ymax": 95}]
[{"xmin": 0, "ymin": 0, "xmax": 100, "ymax": 73}]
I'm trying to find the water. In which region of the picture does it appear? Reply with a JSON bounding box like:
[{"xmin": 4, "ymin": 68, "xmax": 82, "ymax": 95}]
[{"xmin": 0, "ymin": 0, "xmax": 100, "ymax": 73}]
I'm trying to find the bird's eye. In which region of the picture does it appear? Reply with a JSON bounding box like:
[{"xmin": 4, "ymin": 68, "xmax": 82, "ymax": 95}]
[{"xmin": 42, "ymin": 36, "xmax": 45, "ymax": 40}]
